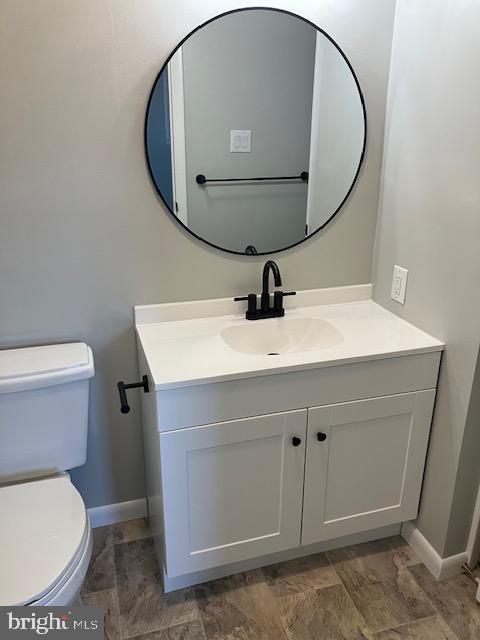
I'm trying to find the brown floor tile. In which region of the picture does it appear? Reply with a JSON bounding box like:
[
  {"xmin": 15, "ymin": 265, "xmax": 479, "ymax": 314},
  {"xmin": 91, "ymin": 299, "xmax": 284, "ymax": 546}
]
[
  {"xmin": 408, "ymin": 564, "xmax": 480, "ymax": 640},
  {"xmin": 373, "ymin": 615, "xmax": 458, "ymax": 639},
  {"xmin": 80, "ymin": 525, "xmax": 480, "ymax": 640},
  {"xmin": 115, "ymin": 537, "xmax": 199, "ymax": 638},
  {"xmin": 195, "ymin": 569, "xmax": 287, "ymax": 640},
  {"xmin": 263, "ymin": 553, "xmax": 340, "ymax": 597},
  {"xmin": 327, "ymin": 538, "xmax": 435, "ymax": 633},
  {"xmin": 278, "ymin": 583, "xmax": 374, "ymax": 640},
  {"xmin": 83, "ymin": 588, "xmax": 120, "ymax": 640},
  {"xmin": 384, "ymin": 536, "xmax": 421, "ymax": 568},
  {"xmin": 113, "ymin": 519, "xmax": 151, "ymax": 545},
  {"xmin": 126, "ymin": 621, "xmax": 206, "ymax": 640},
  {"xmin": 83, "ymin": 526, "xmax": 115, "ymax": 594}
]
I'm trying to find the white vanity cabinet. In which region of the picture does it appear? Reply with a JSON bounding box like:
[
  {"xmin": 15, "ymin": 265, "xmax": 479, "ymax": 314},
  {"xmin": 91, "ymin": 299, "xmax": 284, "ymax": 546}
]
[
  {"xmin": 159, "ymin": 410, "xmax": 306, "ymax": 577},
  {"xmin": 135, "ymin": 289, "xmax": 444, "ymax": 591},
  {"xmin": 302, "ymin": 390, "xmax": 436, "ymax": 546},
  {"xmin": 155, "ymin": 388, "xmax": 436, "ymax": 580}
]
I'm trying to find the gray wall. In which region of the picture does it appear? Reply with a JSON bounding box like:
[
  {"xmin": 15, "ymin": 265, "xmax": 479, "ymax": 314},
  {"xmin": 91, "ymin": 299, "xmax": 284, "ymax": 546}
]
[
  {"xmin": 0, "ymin": 0, "xmax": 396, "ymax": 509},
  {"xmin": 372, "ymin": 0, "xmax": 480, "ymax": 557},
  {"xmin": 182, "ymin": 9, "xmax": 315, "ymax": 253}
]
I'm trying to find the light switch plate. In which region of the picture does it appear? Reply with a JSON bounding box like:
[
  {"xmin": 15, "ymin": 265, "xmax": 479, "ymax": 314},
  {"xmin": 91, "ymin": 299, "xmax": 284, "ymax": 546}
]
[
  {"xmin": 391, "ymin": 265, "xmax": 408, "ymax": 304},
  {"xmin": 230, "ymin": 130, "xmax": 251, "ymax": 153}
]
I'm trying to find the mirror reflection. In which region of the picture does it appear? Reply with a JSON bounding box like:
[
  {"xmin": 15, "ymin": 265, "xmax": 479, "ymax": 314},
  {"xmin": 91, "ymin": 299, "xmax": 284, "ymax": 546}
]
[{"xmin": 146, "ymin": 8, "xmax": 366, "ymax": 255}]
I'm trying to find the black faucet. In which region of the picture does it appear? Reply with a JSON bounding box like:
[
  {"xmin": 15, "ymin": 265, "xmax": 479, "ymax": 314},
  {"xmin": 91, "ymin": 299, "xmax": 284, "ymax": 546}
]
[
  {"xmin": 261, "ymin": 260, "xmax": 282, "ymax": 311},
  {"xmin": 234, "ymin": 261, "xmax": 296, "ymax": 320}
]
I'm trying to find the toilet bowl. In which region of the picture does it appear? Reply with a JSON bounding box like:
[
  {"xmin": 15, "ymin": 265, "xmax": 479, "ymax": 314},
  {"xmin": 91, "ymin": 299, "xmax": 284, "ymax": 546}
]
[
  {"xmin": 0, "ymin": 343, "xmax": 95, "ymax": 606},
  {"xmin": 0, "ymin": 474, "xmax": 92, "ymax": 606}
]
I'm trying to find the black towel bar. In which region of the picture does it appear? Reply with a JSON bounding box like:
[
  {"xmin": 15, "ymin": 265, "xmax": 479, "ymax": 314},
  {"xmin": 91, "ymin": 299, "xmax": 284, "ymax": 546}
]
[{"xmin": 195, "ymin": 171, "xmax": 308, "ymax": 185}]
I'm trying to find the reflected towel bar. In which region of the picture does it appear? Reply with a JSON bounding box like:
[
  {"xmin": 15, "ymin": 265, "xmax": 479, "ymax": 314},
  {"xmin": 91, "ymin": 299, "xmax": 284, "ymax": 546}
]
[{"xmin": 195, "ymin": 171, "xmax": 309, "ymax": 185}]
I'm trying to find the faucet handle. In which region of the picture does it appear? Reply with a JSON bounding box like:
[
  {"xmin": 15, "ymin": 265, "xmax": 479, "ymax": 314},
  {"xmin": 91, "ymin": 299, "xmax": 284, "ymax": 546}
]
[
  {"xmin": 273, "ymin": 290, "xmax": 296, "ymax": 312},
  {"xmin": 234, "ymin": 293, "xmax": 258, "ymax": 318}
]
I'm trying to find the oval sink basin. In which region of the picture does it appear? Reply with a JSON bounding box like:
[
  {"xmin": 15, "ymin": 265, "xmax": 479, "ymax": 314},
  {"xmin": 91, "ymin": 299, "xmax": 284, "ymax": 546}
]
[{"xmin": 220, "ymin": 317, "xmax": 343, "ymax": 356}]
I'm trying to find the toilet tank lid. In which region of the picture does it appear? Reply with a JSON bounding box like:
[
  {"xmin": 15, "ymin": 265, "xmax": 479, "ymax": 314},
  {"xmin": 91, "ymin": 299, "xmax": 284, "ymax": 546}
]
[{"xmin": 0, "ymin": 342, "xmax": 94, "ymax": 394}]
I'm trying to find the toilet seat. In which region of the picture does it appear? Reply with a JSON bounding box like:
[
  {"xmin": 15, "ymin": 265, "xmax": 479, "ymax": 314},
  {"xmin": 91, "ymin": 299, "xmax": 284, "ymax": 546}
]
[
  {"xmin": 32, "ymin": 522, "xmax": 92, "ymax": 606},
  {"xmin": 0, "ymin": 473, "xmax": 88, "ymax": 606}
]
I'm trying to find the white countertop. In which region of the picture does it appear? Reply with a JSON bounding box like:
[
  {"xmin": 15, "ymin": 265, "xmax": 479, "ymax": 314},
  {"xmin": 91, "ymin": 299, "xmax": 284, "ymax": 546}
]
[{"xmin": 135, "ymin": 285, "xmax": 444, "ymax": 390}]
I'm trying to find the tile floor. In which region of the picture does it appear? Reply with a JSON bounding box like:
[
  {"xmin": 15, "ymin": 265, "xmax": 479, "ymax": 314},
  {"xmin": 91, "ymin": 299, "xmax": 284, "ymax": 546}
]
[{"xmin": 82, "ymin": 519, "xmax": 480, "ymax": 640}]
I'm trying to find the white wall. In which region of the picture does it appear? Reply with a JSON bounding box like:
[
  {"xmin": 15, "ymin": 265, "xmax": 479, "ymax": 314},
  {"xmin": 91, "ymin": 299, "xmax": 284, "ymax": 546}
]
[
  {"xmin": 0, "ymin": 0, "xmax": 396, "ymax": 508},
  {"xmin": 372, "ymin": 0, "xmax": 480, "ymax": 556},
  {"xmin": 307, "ymin": 32, "xmax": 365, "ymax": 231}
]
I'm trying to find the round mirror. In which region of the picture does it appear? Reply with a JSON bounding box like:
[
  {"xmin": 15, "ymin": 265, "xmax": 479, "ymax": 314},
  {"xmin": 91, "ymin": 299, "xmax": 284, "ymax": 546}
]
[{"xmin": 145, "ymin": 8, "xmax": 366, "ymax": 256}]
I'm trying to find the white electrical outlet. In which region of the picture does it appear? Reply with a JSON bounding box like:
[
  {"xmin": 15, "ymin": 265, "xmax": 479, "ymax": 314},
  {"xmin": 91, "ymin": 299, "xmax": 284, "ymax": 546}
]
[{"xmin": 391, "ymin": 265, "xmax": 408, "ymax": 304}]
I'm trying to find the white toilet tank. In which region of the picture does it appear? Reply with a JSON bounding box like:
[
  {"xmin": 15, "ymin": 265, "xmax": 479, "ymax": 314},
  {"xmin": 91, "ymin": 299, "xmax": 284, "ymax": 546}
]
[{"xmin": 0, "ymin": 343, "xmax": 94, "ymax": 483}]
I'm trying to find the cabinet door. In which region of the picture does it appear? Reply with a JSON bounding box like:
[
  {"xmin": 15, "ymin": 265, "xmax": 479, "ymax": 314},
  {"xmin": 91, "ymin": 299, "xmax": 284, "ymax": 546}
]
[
  {"xmin": 302, "ymin": 390, "xmax": 436, "ymax": 546},
  {"xmin": 160, "ymin": 409, "xmax": 307, "ymax": 577}
]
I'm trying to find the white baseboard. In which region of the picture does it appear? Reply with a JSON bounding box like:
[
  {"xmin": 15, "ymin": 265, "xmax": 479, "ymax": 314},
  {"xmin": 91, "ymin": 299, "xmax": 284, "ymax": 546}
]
[
  {"xmin": 87, "ymin": 498, "xmax": 148, "ymax": 528},
  {"xmin": 401, "ymin": 521, "xmax": 467, "ymax": 581}
]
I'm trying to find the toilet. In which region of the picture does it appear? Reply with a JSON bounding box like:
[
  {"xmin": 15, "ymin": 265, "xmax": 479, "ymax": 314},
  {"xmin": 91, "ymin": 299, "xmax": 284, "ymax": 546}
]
[{"xmin": 0, "ymin": 342, "xmax": 95, "ymax": 606}]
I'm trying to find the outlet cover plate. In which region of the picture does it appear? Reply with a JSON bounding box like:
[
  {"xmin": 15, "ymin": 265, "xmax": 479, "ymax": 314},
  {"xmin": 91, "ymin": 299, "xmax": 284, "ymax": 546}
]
[{"xmin": 391, "ymin": 265, "xmax": 408, "ymax": 304}]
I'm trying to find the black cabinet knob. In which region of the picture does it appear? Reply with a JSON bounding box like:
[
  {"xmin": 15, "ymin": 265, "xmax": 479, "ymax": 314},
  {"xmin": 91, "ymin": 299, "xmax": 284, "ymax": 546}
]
[
  {"xmin": 291, "ymin": 436, "xmax": 302, "ymax": 447},
  {"xmin": 317, "ymin": 432, "xmax": 327, "ymax": 442}
]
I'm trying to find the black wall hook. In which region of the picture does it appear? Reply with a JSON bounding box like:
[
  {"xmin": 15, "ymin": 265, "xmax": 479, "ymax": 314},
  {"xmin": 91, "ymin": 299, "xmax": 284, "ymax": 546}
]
[{"xmin": 117, "ymin": 375, "xmax": 149, "ymax": 414}]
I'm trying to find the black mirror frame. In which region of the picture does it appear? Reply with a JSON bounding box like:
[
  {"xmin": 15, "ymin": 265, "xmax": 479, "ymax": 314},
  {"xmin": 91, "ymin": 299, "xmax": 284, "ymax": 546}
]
[{"xmin": 144, "ymin": 6, "xmax": 367, "ymax": 257}]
